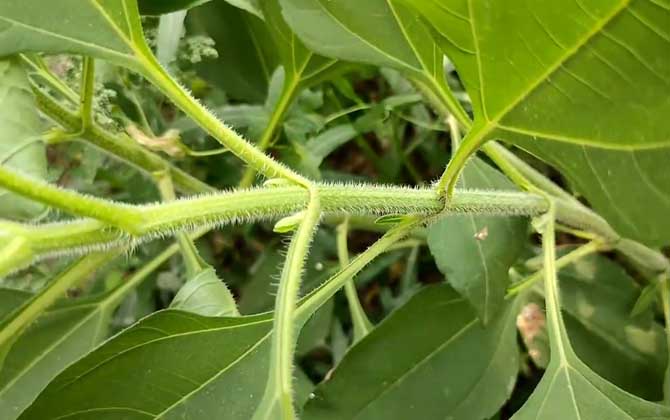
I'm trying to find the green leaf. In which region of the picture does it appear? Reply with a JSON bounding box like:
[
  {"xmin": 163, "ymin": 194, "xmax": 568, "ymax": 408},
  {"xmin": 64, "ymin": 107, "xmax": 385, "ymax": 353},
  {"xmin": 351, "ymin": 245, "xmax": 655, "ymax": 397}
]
[
  {"xmin": 303, "ymin": 285, "xmax": 519, "ymax": 420},
  {"xmin": 557, "ymin": 253, "xmax": 667, "ymax": 400},
  {"xmin": 140, "ymin": 0, "xmax": 262, "ymax": 17},
  {"xmin": 512, "ymin": 212, "xmax": 670, "ymax": 419},
  {"xmin": 19, "ymin": 311, "xmax": 274, "ymax": 420},
  {"xmin": 407, "ymin": 0, "xmax": 670, "ymax": 244},
  {"xmin": 0, "ymin": 0, "xmax": 144, "ymax": 68},
  {"xmin": 279, "ymin": 0, "xmax": 461, "ymax": 117},
  {"xmin": 427, "ymin": 159, "xmax": 527, "ymax": 323},
  {"xmin": 0, "ymin": 58, "xmax": 46, "ymax": 220},
  {"xmin": 518, "ymin": 143, "xmax": 670, "ymax": 246},
  {"xmin": 170, "ymin": 268, "xmax": 239, "ymax": 317},
  {"xmin": 0, "ymin": 295, "xmax": 115, "ymax": 420},
  {"xmin": 188, "ymin": 1, "xmax": 279, "ymax": 102},
  {"xmin": 263, "ymin": 0, "xmax": 337, "ymax": 87}
]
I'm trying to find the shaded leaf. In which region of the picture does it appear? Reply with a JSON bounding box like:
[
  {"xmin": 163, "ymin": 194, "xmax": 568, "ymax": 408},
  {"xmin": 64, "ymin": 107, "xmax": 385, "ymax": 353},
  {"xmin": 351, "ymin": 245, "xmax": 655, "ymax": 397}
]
[
  {"xmin": 427, "ymin": 159, "xmax": 527, "ymax": 323},
  {"xmin": 558, "ymin": 253, "xmax": 667, "ymax": 400},
  {"xmin": 512, "ymin": 222, "xmax": 670, "ymax": 419},
  {"xmin": 0, "ymin": 292, "xmax": 121, "ymax": 419},
  {"xmin": 303, "ymin": 285, "xmax": 519, "ymax": 420},
  {"xmin": 0, "ymin": 58, "xmax": 46, "ymax": 220}
]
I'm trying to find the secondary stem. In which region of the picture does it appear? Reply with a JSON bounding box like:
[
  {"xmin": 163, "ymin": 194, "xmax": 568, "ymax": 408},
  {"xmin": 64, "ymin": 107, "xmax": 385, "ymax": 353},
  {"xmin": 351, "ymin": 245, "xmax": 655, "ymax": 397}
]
[
  {"xmin": 135, "ymin": 53, "xmax": 310, "ymax": 187},
  {"xmin": 295, "ymin": 217, "xmax": 424, "ymax": 324},
  {"xmin": 337, "ymin": 217, "xmax": 373, "ymax": 342},
  {"xmin": 32, "ymin": 82, "xmax": 212, "ymax": 194},
  {"xmin": 239, "ymin": 75, "xmax": 299, "ymax": 188},
  {"xmin": 507, "ymin": 240, "xmax": 603, "ymax": 297},
  {"xmin": 79, "ymin": 57, "xmax": 95, "ymax": 132}
]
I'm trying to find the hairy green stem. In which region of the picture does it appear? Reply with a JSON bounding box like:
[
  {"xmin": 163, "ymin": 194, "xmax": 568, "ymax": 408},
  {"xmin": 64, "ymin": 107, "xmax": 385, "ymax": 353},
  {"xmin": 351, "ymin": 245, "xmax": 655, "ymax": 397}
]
[
  {"xmin": 2, "ymin": 162, "xmax": 665, "ymax": 275},
  {"xmin": 254, "ymin": 189, "xmax": 321, "ymax": 420},
  {"xmin": 135, "ymin": 54, "xmax": 310, "ymax": 187},
  {"xmin": 155, "ymin": 172, "xmax": 203, "ymax": 276},
  {"xmin": 337, "ymin": 217, "xmax": 373, "ymax": 342},
  {"xmin": 0, "ymin": 165, "xmax": 142, "ymax": 233}
]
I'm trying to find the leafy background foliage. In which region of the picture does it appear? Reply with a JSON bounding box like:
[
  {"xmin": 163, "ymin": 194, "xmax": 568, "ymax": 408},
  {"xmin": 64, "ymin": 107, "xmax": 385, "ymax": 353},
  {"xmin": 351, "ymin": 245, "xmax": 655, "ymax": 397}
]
[{"xmin": 0, "ymin": 0, "xmax": 669, "ymax": 419}]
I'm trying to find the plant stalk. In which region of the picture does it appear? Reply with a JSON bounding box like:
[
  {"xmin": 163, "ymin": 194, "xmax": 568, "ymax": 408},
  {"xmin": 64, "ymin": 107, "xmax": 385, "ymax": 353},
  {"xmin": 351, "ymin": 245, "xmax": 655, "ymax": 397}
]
[{"xmin": 337, "ymin": 217, "xmax": 373, "ymax": 342}]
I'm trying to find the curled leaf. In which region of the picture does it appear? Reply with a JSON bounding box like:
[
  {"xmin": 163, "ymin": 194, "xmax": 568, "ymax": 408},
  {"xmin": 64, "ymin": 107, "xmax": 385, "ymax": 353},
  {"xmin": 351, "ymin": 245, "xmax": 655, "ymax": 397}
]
[
  {"xmin": 273, "ymin": 211, "xmax": 305, "ymax": 233},
  {"xmin": 170, "ymin": 268, "xmax": 239, "ymax": 317}
]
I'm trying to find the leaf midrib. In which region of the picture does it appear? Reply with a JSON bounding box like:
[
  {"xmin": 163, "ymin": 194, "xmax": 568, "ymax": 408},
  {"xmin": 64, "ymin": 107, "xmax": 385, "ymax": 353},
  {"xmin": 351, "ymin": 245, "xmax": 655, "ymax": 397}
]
[{"xmin": 468, "ymin": 0, "xmax": 637, "ymax": 150}]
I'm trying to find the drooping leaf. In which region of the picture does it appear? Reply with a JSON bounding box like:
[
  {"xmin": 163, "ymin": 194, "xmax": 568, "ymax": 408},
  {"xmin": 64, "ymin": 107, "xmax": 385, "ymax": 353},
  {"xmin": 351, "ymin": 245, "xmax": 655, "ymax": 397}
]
[
  {"xmin": 0, "ymin": 58, "xmax": 46, "ymax": 220},
  {"xmin": 19, "ymin": 311, "xmax": 274, "ymax": 420},
  {"xmin": 188, "ymin": 1, "xmax": 279, "ymax": 102},
  {"xmin": 170, "ymin": 267, "xmax": 239, "ymax": 317},
  {"xmin": 303, "ymin": 285, "xmax": 520, "ymax": 420},
  {"xmin": 427, "ymin": 159, "xmax": 527, "ymax": 323},
  {"xmin": 0, "ymin": 0, "xmax": 144, "ymax": 68},
  {"xmin": 557, "ymin": 253, "xmax": 667, "ymax": 400},
  {"xmin": 406, "ymin": 0, "xmax": 670, "ymax": 245}
]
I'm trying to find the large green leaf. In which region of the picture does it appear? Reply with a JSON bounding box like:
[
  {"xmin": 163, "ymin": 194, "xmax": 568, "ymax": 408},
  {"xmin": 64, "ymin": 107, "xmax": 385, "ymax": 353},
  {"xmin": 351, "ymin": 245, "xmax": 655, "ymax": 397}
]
[
  {"xmin": 303, "ymin": 285, "xmax": 519, "ymax": 420},
  {"xmin": 188, "ymin": 0, "xmax": 278, "ymax": 102},
  {"xmin": 0, "ymin": 58, "xmax": 46, "ymax": 220},
  {"xmin": 557, "ymin": 253, "xmax": 667, "ymax": 400},
  {"xmin": 406, "ymin": 0, "xmax": 670, "ymax": 245},
  {"xmin": 0, "ymin": 0, "xmax": 144, "ymax": 68},
  {"xmin": 19, "ymin": 311, "xmax": 274, "ymax": 420},
  {"xmin": 427, "ymin": 159, "xmax": 527, "ymax": 323},
  {"xmin": 279, "ymin": 0, "xmax": 456, "ymax": 105}
]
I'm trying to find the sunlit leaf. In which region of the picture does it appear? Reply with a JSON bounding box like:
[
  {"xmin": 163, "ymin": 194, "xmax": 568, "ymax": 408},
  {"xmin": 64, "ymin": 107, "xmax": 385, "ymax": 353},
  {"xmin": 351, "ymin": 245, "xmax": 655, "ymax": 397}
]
[{"xmin": 406, "ymin": 0, "xmax": 670, "ymax": 245}]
